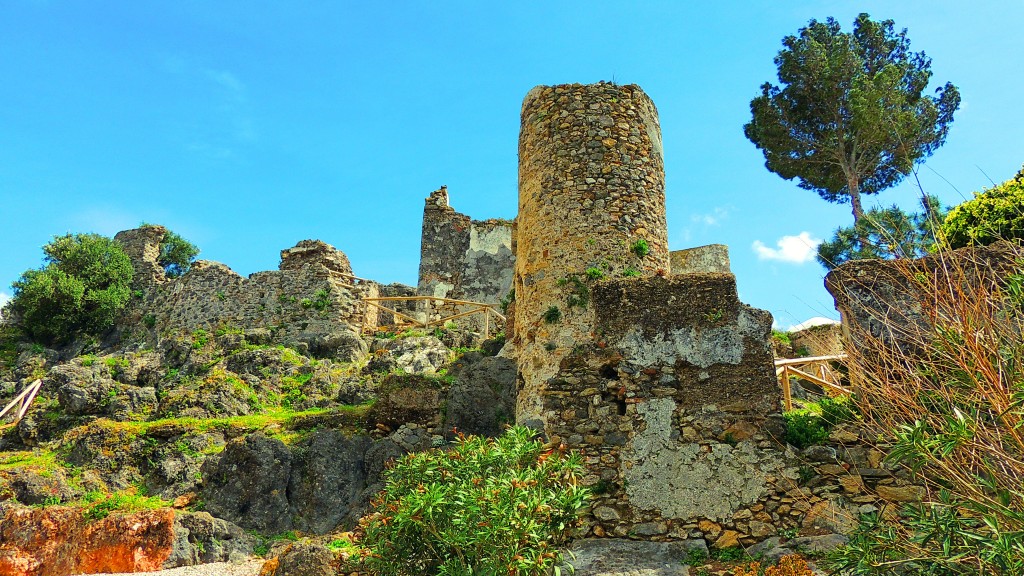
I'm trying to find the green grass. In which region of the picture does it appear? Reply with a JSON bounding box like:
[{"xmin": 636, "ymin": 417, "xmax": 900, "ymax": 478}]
[{"xmin": 79, "ymin": 489, "xmax": 169, "ymax": 522}]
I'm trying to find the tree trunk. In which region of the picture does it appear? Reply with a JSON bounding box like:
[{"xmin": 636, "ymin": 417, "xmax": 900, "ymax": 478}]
[{"xmin": 848, "ymin": 177, "xmax": 865, "ymax": 225}]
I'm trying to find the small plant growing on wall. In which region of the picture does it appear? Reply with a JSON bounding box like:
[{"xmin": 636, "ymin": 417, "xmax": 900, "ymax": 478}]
[
  {"xmin": 631, "ymin": 238, "xmax": 649, "ymax": 258},
  {"xmin": 542, "ymin": 306, "xmax": 562, "ymax": 324}
]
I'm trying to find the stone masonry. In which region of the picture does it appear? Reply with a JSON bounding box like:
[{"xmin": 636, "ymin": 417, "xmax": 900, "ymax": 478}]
[
  {"xmin": 417, "ymin": 186, "xmax": 515, "ymax": 331},
  {"xmin": 115, "ymin": 227, "xmax": 375, "ymax": 362},
  {"xmin": 508, "ymin": 83, "xmax": 806, "ymax": 540},
  {"xmin": 513, "ymin": 82, "xmax": 670, "ymax": 426}
]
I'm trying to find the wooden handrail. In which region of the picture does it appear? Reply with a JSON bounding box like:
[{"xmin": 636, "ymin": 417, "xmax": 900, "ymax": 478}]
[
  {"xmin": 361, "ymin": 295, "xmax": 506, "ymax": 338},
  {"xmin": 0, "ymin": 379, "xmax": 43, "ymax": 424},
  {"xmin": 774, "ymin": 354, "xmax": 847, "ymax": 366},
  {"xmin": 775, "ymin": 355, "xmax": 851, "ymax": 411}
]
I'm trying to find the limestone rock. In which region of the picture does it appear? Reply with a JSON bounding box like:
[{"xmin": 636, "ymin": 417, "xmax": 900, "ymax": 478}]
[
  {"xmin": 713, "ymin": 530, "xmax": 741, "ymax": 549},
  {"xmin": 201, "ymin": 434, "xmax": 292, "ymax": 534},
  {"xmin": 370, "ymin": 373, "xmax": 446, "ymax": 429},
  {"xmin": 261, "ymin": 543, "xmax": 337, "ymax": 576},
  {"xmin": 287, "ymin": 429, "xmax": 373, "ymax": 534},
  {"xmin": 443, "ymin": 355, "xmax": 516, "ymax": 438},
  {"xmin": 166, "ymin": 511, "xmax": 254, "ymax": 567},
  {"xmin": 876, "ymin": 484, "xmax": 926, "ymax": 502},
  {"xmin": 562, "ymin": 538, "xmax": 707, "ymax": 575}
]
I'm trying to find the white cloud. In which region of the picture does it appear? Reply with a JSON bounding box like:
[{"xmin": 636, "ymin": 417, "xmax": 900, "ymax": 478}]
[
  {"xmin": 788, "ymin": 316, "xmax": 840, "ymax": 332},
  {"xmin": 0, "ymin": 292, "xmax": 9, "ymax": 308},
  {"xmin": 752, "ymin": 232, "xmax": 822, "ymax": 264}
]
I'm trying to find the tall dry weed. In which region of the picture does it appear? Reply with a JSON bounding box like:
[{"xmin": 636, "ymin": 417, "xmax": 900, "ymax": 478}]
[{"xmin": 827, "ymin": 241, "xmax": 1024, "ymax": 575}]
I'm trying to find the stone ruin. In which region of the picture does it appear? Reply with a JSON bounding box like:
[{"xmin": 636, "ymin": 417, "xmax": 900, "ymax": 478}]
[
  {"xmin": 113, "ymin": 226, "xmax": 392, "ymax": 360},
  {"xmin": 60, "ymin": 82, "xmax": 930, "ymax": 554},
  {"xmin": 506, "ymin": 82, "xmax": 796, "ymax": 541}
]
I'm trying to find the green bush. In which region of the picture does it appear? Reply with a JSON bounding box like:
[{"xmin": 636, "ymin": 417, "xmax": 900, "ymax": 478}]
[
  {"xmin": 783, "ymin": 411, "xmax": 829, "ymax": 449},
  {"xmin": 10, "ymin": 233, "xmax": 133, "ymax": 344},
  {"xmin": 360, "ymin": 426, "xmax": 589, "ymax": 576},
  {"xmin": 783, "ymin": 396, "xmax": 858, "ymax": 449},
  {"xmin": 941, "ymin": 166, "xmax": 1024, "ymax": 249},
  {"xmin": 154, "ymin": 228, "xmax": 200, "ymax": 278}
]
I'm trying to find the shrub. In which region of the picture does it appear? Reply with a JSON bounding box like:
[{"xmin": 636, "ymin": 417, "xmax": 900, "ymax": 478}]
[
  {"xmin": 826, "ymin": 244, "xmax": 1024, "ymax": 575},
  {"xmin": 156, "ymin": 228, "xmax": 200, "ymax": 278},
  {"xmin": 941, "ymin": 166, "xmax": 1024, "ymax": 249},
  {"xmin": 9, "ymin": 233, "xmax": 133, "ymax": 344},
  {"xmin": 783, "ymin": 396, "xmax": 858, "ymax": 449},
  {"xmin": 734, "ymin": 555, "xmax": 815, "ymax": 576},
  {"xmin": 359, "ymin": 426, "xmax": 589, "ymax": 576},
  {"xmin": 783, "ymin": 411, "xmax": 829, "ymax": 449}
]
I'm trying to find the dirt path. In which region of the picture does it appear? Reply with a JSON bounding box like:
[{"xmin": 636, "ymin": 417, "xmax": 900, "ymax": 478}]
[{"xmin": 72, "ymin": 559, "xmax": 265, "ymax": 576}]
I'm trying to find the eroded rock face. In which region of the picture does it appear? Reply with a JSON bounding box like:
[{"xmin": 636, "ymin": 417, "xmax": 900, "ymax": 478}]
[
  {"xmin": 287, "ymin": 430, "xmax": 374, "ymax": 534},
  {"xmin": 443, "ymin": 354, "xmax": 516, "ymax": 438},
  {"xmin": 262, "ymin": 543, "xmax": 338, "ymax": 576},
  {"xmin": 366, "ymin": 336, "xmax": 450, "ymax": 376},
  {"xmin": 0, "ymin": 506, "xmax": 175, "ymax": 576},
  {"xmin": 0, "ymin": 505, "xmax": 252, "ymax": 575},
  {"xmin": 562, "ymin": 538, "xmax": 708, "ymax": 576},
  {"xmin": 370, "ymin": 373, "xmax": 446, "ymax": 430},
  {"xmin": 201, "ymin": 433, "xmax": 292, "ymax": 534},
  {"xmin": 201, "ymin": 428, "xmax": 422, "ymax": 535}
]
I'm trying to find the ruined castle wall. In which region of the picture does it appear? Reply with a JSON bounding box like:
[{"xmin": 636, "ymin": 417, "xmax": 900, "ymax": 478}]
[
  {"xmin": 416, "ymin": 186, "xmax": 514, "ymax": 334},
  {"xmin": 540, "ymin": 274, "xmax": 794, "ymax": 541},
  {"xmin": 417, "ymin": 187, "xmax": 515, "ymax": 305},
  {"xmin": 513, "ymin": 83, "xmax": 670, "ymax": 425},
  {"xmin": 117, "ymin": 230, "xmax": 370, "ymax": 362},
  {"xmin": 670, "ymin": 245, "xmax": 731, "ymax": 275}
]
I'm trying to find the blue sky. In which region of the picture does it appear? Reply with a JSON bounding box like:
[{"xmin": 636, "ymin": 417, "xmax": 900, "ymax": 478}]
[{"xmin": 2, "ymin": 1, "xmax": 1021, "ymax": 330}]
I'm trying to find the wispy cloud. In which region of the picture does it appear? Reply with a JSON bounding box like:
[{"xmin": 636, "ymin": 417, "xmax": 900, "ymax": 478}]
[
  {"xmin": 160, "ymin": 55, "xmax": 257, "ymax": 159},
  {"xmin": 691, "ymin": 207, "xmax": 729, "ymax": 227},
  {"xmin": 0, "ymin": 292, "xmax": 10, "ymax": 312},
  {"xmin": 752, "ymin": 232, "xmax": 822, "ymax": 264}
]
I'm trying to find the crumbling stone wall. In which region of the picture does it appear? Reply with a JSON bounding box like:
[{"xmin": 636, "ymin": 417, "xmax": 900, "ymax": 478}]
[
  {"xmin": 416, "ymin": 186, "xmax": 515, "ymax": 333},
  {"xmin": 513, "ymin": 82, "xmax": 671, "ymax": 425},
  {"xmin": 670, "ymin": 244, "xmax": 731, "ymax": 274},
  {"xmin": 417, "ymin": 186, "xmax": 515, "ymax": 305},
  {"xmin": 116, "ymin": 228, "xmax": 373, "ymax": 361},
  {"xmin": 539, "ymin": 275, "xmax": 792, "ymax": 539},
  {"xmin": 825, "ymin": 240, "xmax": 1020, "ymax": 359}
]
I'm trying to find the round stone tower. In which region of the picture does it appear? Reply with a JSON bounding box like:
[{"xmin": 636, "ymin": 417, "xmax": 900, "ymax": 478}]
[{"xmin": 513, "ymin": 82, "xmax": 670, "ymax": 425}]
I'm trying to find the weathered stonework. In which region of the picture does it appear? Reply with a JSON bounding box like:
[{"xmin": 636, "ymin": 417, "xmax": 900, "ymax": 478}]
[
  {"xmin": 416, "ymin": 186, "xmax": 515, "ymax": 332},
  {"xmin": 417, "ymin": 186, "xmax": 515, "ymax": 305},
  {"xmin": 116, "ymin": 229, "xmax": 373, "ymax": 362},
  {"xmin": 506, "ymin": 83, "xmax": 830, "ymax": 541},
  {"xmin": 825, "ymin": 240, "xmax": 1020, "ymax": 359},
  {"xmin": 513, "ymin": 82, "xmax": 670, "ymax": 425},
  {"xmin": 670, "ymin": 244, "xmax": 731, "ymax": 274}
]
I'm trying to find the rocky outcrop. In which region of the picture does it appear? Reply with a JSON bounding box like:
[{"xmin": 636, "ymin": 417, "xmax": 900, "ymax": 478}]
[
  {"xmin": 365, "ymin": 336, "xmax": 450, "ymax": 376},
  {"xmin": 825, "ymin": 240, "xmax": 1020, "ymax": 358},
  {"xmin": 561, "ymin": 538, "xmax": 708, "ymax": 576},
  {"xmin": 0, "ymin": 505, "xmax": 252, "ymax": 575},
  {"xmin": 201, "ymin": 426, "xmax": 431, "ymax": 535},
  {"xmin": 443, "ymin": 353, "xmax": 516, "ymax": 438}
]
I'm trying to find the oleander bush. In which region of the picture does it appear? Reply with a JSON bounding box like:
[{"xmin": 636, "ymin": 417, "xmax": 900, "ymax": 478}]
[{"xmin": 359, "ymin": 426, "xmax": 589, "ymax": 576}]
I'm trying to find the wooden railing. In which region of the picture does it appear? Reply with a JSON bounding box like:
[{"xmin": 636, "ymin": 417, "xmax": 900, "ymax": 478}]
[
  {"xmin": 0, "ymin": 379, "xmax": 43, "ymax": 425},
  {"xmin": 775, "ymin": 354, "xmax": 850, "ymax": 411},
  {"xmin": 361, "ymin": 296, "xmax": 506, "ymax": 339}
]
